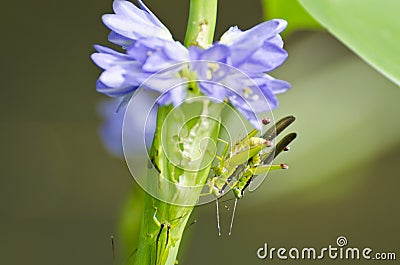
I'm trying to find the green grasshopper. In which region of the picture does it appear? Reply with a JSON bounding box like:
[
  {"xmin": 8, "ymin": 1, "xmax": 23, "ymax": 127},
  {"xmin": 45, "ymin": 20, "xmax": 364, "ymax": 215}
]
[{"xmin": 204, "ymin": 116, "xmax": 297, "ymax": 235}]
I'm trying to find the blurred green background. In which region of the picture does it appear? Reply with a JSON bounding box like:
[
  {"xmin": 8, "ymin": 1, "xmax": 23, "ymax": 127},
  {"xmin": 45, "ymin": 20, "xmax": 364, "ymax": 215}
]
[{"xmin": 0, "ymin": 0, "xmax": 398, "ymax": 265}]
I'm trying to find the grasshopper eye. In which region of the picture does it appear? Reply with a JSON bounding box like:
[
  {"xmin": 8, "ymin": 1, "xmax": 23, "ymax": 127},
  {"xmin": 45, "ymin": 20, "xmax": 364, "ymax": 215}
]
[
  {"xmin": 262, "ymin": 118, "xmax": 271, "ymax": 125},
  {"xmin": 281, "ymin": 163, "xmax": 289, "ymax": 169}
]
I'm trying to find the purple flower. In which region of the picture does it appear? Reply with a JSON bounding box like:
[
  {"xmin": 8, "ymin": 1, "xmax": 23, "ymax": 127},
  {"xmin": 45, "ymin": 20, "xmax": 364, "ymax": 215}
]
[{"xmin": 92, "ymin": 0, "xmax": 290, "ymax": 128}]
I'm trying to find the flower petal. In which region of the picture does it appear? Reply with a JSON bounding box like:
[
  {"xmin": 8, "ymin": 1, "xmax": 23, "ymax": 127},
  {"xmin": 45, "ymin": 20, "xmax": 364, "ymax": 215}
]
[
  {"xmin": 102, "ymin": 0, "xmax": 173, "ymax": 43},
  {"xmin": 136, "ymin": 38, "xmax": 189, "ymax": 72},
  {"xmin": 220, "ymin": 19, "xmax": 287, "ymax": 46},
  {"xmin": 220, "ymin": 19, "xmax": 287, "ymax": 68},
  {"xmin": 91, "ymin": 46, "xmax": 132, "ymax": 69},
  {"xmin": 108, "ymin": 31, "xmax": 134, "ymax": 47},
  {"xmin": 197, "ymin": 81, "xmax": 227, "ymax": 101},
  {"xmin": 140, "ymin": 72, "xmax": 188, "ymax": 94},
  {"xmin": 96, "ymin": 79, "xmax": 136, "ymax": 97},
  {"xmin": 157, "ymin": 84, "xmax": 187, "ymax": 106},
  {"xmin": 227, "ymin": 91, "xmax": 261, "ymax": 130},
  {"xmin": 136, "ymin": 0, "xmax": 170, "ymax": 32},
  {"xmin": 99, "ymin": 65, "xmax": 129, "ymax": 87},
  {"xmin": 253, "ymin": 74, "xmax": 291, "ymax": 94},
  {"xmin": 239, "ymin": 42, "xmax": 288, "ymax": 73}
]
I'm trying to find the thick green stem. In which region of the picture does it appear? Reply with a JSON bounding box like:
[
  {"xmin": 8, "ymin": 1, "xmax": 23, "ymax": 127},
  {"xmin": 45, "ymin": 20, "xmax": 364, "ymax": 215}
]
[
  {"xmin": 134, "ymin": 101, "xmax": 222, "ymax": 265},
  {"xmin": 184, "ymin": 0, "xmax": 218, "ymax": 47},
  {"xmin": 133, "ymin": 1, "xmax": 219, "ymax": 264},
  {"xmin": 134, "ymin": 194, "xmax": 193, "ymax": 265}
]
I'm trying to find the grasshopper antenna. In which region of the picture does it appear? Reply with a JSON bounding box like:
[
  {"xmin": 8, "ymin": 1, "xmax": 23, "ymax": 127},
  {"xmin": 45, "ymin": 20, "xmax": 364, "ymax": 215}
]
[
  {"xmin": 216, "ymin": 199, "xmax": 221, "ymax": 236},
  {"xmin": 228, "ymin": 198, "xmax": 238, "ymax": 236},
  {"xmin": 184, "ymin": 219, "xmax": 197, "ymax": 231},
  {"xmin": 110, "ymin": 236, "xmax": 116, "ymax": 265},
  {"xmin": 125, "ymin": 249, "xmax": 138, "ymax": 265}
]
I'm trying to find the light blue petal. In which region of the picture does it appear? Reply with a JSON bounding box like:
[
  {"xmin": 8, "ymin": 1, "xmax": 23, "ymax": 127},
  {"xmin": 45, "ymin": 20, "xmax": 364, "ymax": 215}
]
[
  {"xmin": 136, "ymin": 0, "xmax": 170, "ymax": 32},
  {"xmin": 113, "ymin": 0, "xmax": 147, "ymax": 20},
  {"xmin": 227, "ymin": 91, "xmax": 261, "ymax": 130},
  {"xmin": 91, "ymin": 50, "xmax": 133, "ymax": 69},
  {"xmin": 258, "ymin": 85, "xmax": 278, "ymax": 109},
  {"xmin": 268, "ymin": 34, "xmax": 284, "ymax": 48},
  {"xmin": 142, "ymin": 51, "xmax": 172, "ymax": 72},
  {"xmin": 252, "ymin": 74, "xmax": 291, "ymax": 94},
  {"xmin": 219, "ymin": 26, "xmax": 242, "ymax": 44},
  {"xmin": 116, "ymin": 94, "xmax": 133, "ymax": 112},
  {"xmin": 94, "ymin": 44, "xmax": 126, "ymax": 55},
  {"xmin": 96, "ymin": 80, "xmax": 136, "ymax": 97},
  {"xmin": 140, "ymin": 71, "xmax": 187, "ymax": 94},
  {"xmin": 221, "ymin": 19, "xmax": 288, "ymax": 68},
  {"xmin": 99, "ymin": 65, "xmax": 127, "ymax": 87},
  {"xmin": 198, "ymin": 81, "xmax": 227, "ymax": 101},
  {"xmin": 240, "ymin": 43, "xmax": 288, "ymax": 73},
  {"xmin": 189, "ymin": 46, "xmax": 230, "ymax": 82},
  {"xmin": 102, "ymin": 0, "xmax": 173, "ymax": 42},
  {"xmin": 126, "ymin": 37, "xmax": 166, "ymax": 63},
  {"xmin": 200, "ymin": 44, "xmax": 230, "ymax": 62},
  {"xmin": 162, "ymin": 41, "xmax": 189, "ymax": 61},
  {"xmin": 157, "ymin": 84, "xmax": 187, "ymax": 106},
  {"xmin": 108, "ymin": 31, "xmax": 134, "ymax": 47},
  {"xmin": 128, "ymin": 38, "xmax": 188, "ymax": 72},
  {"xmin": 220, "ymin": 19, "xmax": 286, "ymax": 45}
]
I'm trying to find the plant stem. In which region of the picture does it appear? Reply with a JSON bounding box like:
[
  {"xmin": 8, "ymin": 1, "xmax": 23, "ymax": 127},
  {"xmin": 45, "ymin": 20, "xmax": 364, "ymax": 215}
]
[
  {"xmin": 184, "ymin": 0, "xmax": 218, "ymax": 47},
  {"xmin": 133, "ymin": 1, "xmax": 219, "ymax": 264},
  {"xmin": 134, "ymin": 102, "xmax": 222, "ymax": 265}
]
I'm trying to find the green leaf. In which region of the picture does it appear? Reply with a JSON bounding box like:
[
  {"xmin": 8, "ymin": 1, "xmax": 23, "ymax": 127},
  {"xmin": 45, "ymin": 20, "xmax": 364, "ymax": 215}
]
[
  {"xmin": 262, "ymin": 0, "xmax": 322, "ymax": 36},
  {"xmin": 298, "ymin": 0, "xmax": 400, "ymax": 86}
]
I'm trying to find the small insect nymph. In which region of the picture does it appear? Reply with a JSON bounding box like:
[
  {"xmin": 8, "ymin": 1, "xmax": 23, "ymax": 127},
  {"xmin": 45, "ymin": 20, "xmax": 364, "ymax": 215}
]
[{"xmin": 204, "ymin": 116, "xmax": 297, "ymax": 235}]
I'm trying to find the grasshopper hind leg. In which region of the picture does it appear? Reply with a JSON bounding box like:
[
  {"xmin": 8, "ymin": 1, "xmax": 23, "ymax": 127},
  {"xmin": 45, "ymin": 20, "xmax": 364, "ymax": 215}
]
[{"xmin": 154, "ymin": 223, "xmax": 165, "ymax": 265}]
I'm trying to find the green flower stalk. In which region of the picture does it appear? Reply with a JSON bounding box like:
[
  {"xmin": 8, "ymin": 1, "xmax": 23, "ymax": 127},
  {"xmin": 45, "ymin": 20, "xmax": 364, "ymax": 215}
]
[
  {"xmin": 135, "ymin": 103, "xmax": 222, "ymax": 264},
  {"xmin": 134, "ymin": 2, "xmax": 219, "ymax": 264},
  {"xmin": 184, "ymin": 0, "xmax": 218, "ymax": 47}
]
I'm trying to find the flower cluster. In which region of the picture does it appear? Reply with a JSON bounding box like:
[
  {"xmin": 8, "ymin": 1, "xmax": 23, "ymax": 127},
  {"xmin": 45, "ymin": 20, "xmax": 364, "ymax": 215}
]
[{"xmin": 92, "ymin": 0, "xmax": 290, "ymax": 128}]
